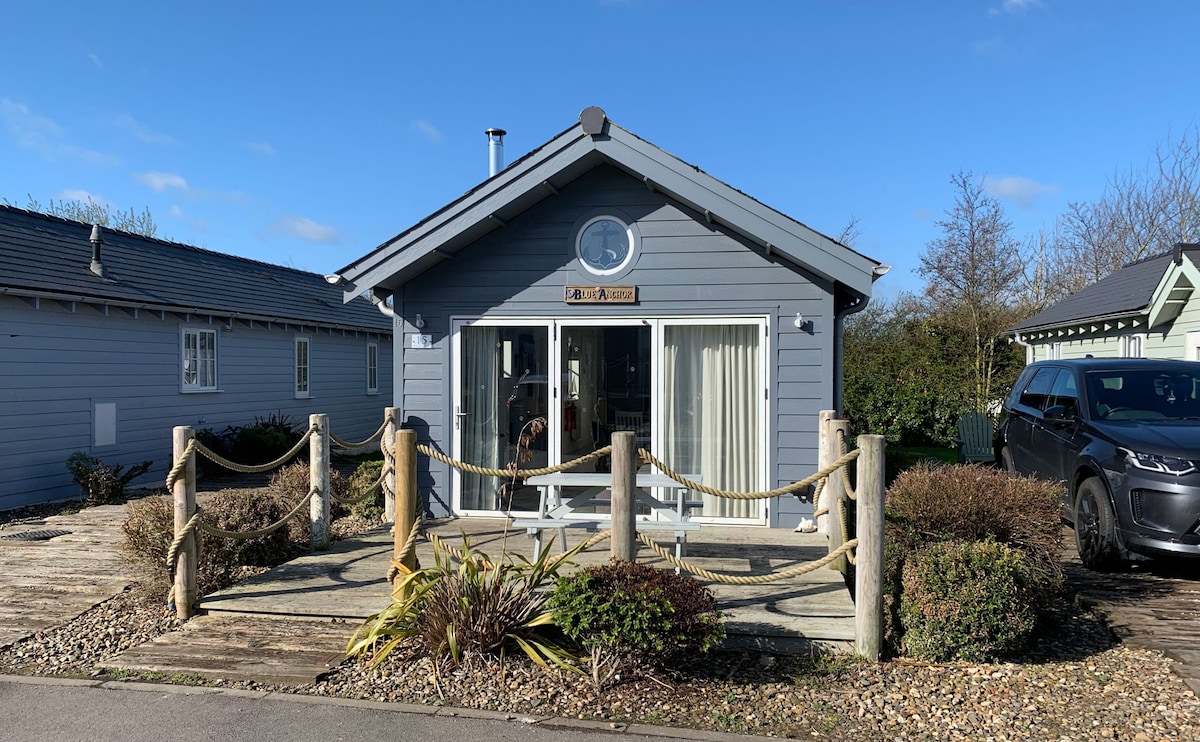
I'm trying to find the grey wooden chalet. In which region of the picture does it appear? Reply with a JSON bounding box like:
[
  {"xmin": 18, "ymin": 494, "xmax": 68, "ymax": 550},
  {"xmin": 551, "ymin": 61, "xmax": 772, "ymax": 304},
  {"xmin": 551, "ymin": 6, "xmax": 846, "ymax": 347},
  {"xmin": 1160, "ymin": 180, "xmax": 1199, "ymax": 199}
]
[
  {"xmin": 334, "ymin": 107, "xmax": 883, "ymax": 528},
  {"xmin": 0, "ymin": 206, "xmax": 393, "ymax": 509},
  {"xmin": 1011, "ymin": 244, "xmax": 1200, "ymax": 363}
]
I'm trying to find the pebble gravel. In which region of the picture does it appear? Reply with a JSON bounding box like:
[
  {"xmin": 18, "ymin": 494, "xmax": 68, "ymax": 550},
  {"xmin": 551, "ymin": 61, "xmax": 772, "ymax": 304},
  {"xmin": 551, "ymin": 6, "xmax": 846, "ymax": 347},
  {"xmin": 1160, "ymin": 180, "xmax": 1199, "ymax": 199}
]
[{"xmin": 2, "ymin": 502, "xmax": 1198, "ymax": 740}]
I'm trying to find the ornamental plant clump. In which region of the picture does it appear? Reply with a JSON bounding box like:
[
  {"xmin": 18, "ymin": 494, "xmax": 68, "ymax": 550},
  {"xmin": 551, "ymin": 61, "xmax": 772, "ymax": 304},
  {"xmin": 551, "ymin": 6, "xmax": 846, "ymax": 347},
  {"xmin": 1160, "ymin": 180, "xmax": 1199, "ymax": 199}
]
[
  {"xmin": 551, "ymin": 560, "xmax": 724, "ymax": 689},
  {"xmin": 347, "ymin": 532, "xmax": 585, "ymax": 677},
  {"xmin": 65, "ymin": 452, "xmax": 152, "ymax": 506}
]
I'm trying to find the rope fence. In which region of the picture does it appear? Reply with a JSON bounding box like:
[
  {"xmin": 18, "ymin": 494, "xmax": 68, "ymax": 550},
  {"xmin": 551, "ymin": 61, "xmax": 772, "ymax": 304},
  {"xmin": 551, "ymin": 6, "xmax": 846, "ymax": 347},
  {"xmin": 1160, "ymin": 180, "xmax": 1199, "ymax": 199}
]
[{"xmin": 165, "ymin": 409, "xmax": 400, "ymax": 620}]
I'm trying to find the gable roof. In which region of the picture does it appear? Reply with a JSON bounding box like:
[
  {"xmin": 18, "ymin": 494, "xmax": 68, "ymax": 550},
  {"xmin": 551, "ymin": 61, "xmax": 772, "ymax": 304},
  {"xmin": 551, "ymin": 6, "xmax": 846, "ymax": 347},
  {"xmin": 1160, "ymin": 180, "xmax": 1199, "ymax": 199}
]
[
  {"xmin": 1011, "ymin": 244, "xmax": 1200, "ymax": 337},
  {"xmin": 0, "ymin": 205, "xmax": 391, "ymax": 332},
  {"xmin": 335, "ymin": 107, "xmax": 882, "ymax": 300}
]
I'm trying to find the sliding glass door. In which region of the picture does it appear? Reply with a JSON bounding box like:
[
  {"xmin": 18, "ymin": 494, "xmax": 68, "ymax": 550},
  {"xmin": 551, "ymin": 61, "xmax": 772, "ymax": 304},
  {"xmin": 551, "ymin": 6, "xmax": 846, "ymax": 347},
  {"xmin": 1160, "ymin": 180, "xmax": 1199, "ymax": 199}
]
[{"xmin": 452, "ymin": 317, "xmax": 766, "ymax": 522}]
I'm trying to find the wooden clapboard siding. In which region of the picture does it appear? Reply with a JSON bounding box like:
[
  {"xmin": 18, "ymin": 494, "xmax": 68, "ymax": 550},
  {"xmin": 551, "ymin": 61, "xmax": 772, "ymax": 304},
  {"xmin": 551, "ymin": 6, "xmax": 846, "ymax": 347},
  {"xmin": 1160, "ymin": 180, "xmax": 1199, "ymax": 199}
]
[
  {"xmin": 393, "ymin": 165, "xmax": 835, "ymax": 527},
  {"xmin": 0, "ymin": 293, "xmax": 392, "ymax": 510}
]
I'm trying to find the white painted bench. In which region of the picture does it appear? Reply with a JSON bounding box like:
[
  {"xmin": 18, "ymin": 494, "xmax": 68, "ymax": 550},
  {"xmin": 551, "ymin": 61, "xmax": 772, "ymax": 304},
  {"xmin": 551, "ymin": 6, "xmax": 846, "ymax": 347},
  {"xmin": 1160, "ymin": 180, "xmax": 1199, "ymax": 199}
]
[{"xmin": 512, "ymin": 472, "xmax": 702, "ymax": 563}]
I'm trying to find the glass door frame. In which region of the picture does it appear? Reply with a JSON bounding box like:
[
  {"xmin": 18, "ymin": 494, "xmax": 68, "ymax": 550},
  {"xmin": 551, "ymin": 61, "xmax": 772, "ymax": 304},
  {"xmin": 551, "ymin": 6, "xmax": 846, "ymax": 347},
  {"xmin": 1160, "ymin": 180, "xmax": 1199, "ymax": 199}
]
[{"xmin": 450, "ymin": 314, "xmax": 770, "ymax": 525}]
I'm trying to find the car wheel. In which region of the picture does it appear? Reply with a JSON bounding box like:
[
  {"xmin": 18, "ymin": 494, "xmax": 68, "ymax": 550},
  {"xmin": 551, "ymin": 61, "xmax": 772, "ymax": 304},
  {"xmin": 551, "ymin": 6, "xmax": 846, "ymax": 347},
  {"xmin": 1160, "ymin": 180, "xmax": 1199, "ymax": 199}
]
[
  {"xmin": 1074, "ymin": 477, "xmax": 1122, "ymax": 571},
  {"xmin": 1000, "ymin": 447, "xmax": 1016, "ymax": 476}
]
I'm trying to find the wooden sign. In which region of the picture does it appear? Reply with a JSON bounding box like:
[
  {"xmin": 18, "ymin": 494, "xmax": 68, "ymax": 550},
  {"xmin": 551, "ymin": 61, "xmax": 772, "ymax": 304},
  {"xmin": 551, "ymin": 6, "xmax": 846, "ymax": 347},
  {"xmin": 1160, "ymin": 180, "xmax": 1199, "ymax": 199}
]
[{"xmin": 563, "ymin": 285, "xmax": 637, "ymax": 304}]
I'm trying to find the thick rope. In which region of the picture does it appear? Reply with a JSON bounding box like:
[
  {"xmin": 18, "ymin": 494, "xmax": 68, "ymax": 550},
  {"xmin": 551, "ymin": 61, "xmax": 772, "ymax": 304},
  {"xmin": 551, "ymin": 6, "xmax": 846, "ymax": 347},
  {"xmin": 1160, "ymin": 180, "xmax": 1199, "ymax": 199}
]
[
  {"xmin": 835, "ymin": 429, "xmax": 859, "ymax": 501},
  {"xmin": 838, "ymin": 496, "xmax": 856, "ymax": 566},
  {"xmin": 636, "ymin": 534, "xmax": 859, "ymax": 584},
  {"xmin": 192, "ymin": 424, "xmax": 318, "ymax": 474},
  {"xmin": 197, "ymin": 487, "xmax": 318, "ymax": 540},
  {"xmin": 165, "ymin": 438, "xmax": 197, "ymax": 490},
  {"xmin": 330, "ymin": 415, "xmax": 392, "ymax": 450},
  {"xmin": 638, "ymin": 448, "xmax": 860, "ymax": 501},
  {"xmin": 417, "ymin": 444, "xmax": 613, "ymax": 479}
]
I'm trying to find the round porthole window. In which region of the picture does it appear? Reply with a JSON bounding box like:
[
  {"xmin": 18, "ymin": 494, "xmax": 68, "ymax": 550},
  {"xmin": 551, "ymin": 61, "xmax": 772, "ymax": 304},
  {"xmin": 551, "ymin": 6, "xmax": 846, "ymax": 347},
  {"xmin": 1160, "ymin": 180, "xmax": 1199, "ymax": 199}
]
[{"xmin": 576, "ymin": 216, "xmax": 636, "ymax": 276}]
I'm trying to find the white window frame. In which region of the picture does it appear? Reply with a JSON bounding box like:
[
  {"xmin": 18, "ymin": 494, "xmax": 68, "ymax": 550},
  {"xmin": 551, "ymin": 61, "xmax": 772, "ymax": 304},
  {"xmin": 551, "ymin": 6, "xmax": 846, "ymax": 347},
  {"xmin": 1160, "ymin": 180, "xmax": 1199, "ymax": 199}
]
[
  {"xmin": 1187, "ymin": 331, "xmax": 1200, "ymax": 362},
  {"xmin": 295, "ymin": 336, "xmax": 311, "ymax": 398},
  {"xmin": 181, "ymin": 327, "xmax": 218, "ymax": 392},
  {"xmin": 448, "ymin": 315, "xmax": 769, "ymax": 525},
  {"xmin": 1120, "ymin": 333, "xmax": 1145, "ymax": 358},
  {"xmin": 1047, "ymin": 342, "xmax": 1062, "ymax": 361},
  {"xmin": 366, "ymin": 342, "xmax": 379, "ymax": 394}
]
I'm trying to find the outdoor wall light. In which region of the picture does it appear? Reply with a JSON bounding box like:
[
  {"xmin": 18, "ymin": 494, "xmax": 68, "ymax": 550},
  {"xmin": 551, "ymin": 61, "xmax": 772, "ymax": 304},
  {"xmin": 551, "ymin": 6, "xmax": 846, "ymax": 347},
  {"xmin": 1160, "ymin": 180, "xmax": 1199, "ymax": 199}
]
[{"xmin": 414, "ymin": 314, "xmax": 426, "ymax": 329}]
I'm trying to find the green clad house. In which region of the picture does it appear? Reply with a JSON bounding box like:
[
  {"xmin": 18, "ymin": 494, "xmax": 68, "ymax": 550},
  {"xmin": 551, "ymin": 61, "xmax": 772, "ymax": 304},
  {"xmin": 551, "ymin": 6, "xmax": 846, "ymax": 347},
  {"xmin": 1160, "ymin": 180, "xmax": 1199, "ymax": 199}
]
[{"xmin": 1011, "ymin": 244, "xmax": 1200, "ymax": 362}]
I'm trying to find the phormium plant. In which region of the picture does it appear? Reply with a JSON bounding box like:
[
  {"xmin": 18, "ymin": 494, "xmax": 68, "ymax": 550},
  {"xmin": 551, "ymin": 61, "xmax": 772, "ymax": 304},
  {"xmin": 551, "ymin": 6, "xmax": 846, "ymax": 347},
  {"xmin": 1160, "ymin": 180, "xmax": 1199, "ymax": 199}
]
[{"xmin": 65, "ymin": 452, "xmax": 152, "ymax": 506}]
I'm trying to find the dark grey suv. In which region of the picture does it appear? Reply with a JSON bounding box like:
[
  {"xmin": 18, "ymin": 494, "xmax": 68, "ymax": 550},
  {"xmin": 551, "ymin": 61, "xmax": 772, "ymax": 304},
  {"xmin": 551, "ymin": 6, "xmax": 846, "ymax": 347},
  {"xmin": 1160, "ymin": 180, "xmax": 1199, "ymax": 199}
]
[{"xmin": 996, "ymin": 358, "xmax": 1200, "ymax": 569}]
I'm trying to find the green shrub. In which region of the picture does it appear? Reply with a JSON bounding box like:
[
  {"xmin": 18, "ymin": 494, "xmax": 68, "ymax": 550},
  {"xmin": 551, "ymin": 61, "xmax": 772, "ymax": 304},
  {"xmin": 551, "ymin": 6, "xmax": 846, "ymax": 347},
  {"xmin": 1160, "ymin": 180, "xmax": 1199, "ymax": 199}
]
[
  {"xmin": 551, "ymin": 560, "xmax": 723, "ymax": 688},
  {"xmin": 900, "ymin": 540, "xmax": 1041, "ymax": 662},
  {"xmin": 882, "ymin": 463, "xmax": 1064, "ymax": 659},
  {"xmin": 348, "ymin": 533, "xmax": 582, "ymax": 675},
  {"xmin": 66, "ymin": 452, "xmax": 152, "ymax": 506},
  {"xmin": 346, "ymin": 459, "xmax": 386, "ymax": 522},
  {"xmin": 121, "ymin": 489, "xmax": 308, "ymax": 596},
  {"xmin": 263, "ymin": 461, "xmax": 352, "ymax": 535}
]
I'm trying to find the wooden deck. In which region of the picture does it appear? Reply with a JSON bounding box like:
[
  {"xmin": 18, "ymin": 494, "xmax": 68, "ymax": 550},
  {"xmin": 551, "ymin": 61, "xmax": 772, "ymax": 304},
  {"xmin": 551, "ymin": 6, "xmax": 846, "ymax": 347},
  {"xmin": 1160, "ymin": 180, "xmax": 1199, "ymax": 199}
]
[
  {"xmin": 103, "ymin": 517, "xmax": 856, "ymax": 684},
  {"xmin": 0, "ymin": 504, "xmax": 134, "ymax": 650}
]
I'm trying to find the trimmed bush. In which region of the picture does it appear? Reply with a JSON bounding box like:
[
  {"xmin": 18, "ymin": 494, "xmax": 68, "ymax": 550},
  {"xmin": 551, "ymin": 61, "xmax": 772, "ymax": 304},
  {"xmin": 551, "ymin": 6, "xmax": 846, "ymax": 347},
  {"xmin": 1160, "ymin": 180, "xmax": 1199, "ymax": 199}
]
[
  {"xmin": 900, "ymin": 540, "xmax": 1041, "ymax": 662},
  {"xmin": 346, "ymin": 459, "xmax": 386, "ymax": 523},
  {"xmin": 263, "ymin": 461, "xmax": 352, "ymax": 534},
  {"xmin": 883, "ymin": 463, "xmax": 1065, "ymax": 659},
  {"xmin": 551, "ymin": 560, "xmax": 723, "ymax": 687},
  {"xmin": 121, "ymin": 489, "xmax": 308, "ymax": 596}
]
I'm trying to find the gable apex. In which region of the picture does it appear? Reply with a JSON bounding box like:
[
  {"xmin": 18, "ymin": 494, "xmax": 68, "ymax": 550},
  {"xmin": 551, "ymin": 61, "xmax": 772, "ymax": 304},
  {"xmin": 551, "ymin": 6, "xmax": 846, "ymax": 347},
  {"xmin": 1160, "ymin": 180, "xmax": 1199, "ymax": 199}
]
[{"xmin": 337, "ymin": 111, "xmax": 881, "ymax": 300}]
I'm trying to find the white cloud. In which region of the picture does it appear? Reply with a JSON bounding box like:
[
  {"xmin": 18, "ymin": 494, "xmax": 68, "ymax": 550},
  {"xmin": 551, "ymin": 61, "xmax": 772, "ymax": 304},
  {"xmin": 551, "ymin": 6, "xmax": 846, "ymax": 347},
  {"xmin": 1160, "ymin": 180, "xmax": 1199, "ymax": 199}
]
[
  {"xmin": 0, "ymin": 98, "xmax": 116, "ymax": 166},
  {"xmin": 243, "ymin": 141, "xmax": 275, "ymax": 156},
  {"xmin": 57, "ymin": 188, "xmax": 108, "ymax": 205},
  {"xmin": 113, "ymin": 113, "xmax": 175, "ymax": 145},
  {"xmin": 912, "ymin": 208, "xmax": 935, "ymax": 222},
  {"xmin": 411, "ymin": 119, "xmax": 444, "ymax": 144},
  {"xmin": 133, "ymin": 171, "xmax": 190, "ymax": 193},
  {"xmin": 87, "ymin": 52, "xmax": 102, "ymax": 69},
  {"xmin": 272, "ymin": 215, "xmax": 340, "ymax": 244},
  {"xmin": 990, "ymin": 0, "xmax": 1041, "ymax": 15},
  {"xmin": 981, "ymin": 174, "xmax": 1059, "ymax": 209}
]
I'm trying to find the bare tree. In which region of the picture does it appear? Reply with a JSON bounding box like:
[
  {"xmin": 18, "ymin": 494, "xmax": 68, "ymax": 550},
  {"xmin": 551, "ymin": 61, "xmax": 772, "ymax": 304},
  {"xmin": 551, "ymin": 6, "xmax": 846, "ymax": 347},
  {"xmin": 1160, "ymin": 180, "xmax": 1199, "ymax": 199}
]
[
  {"xmin": 919, "ymin": 171, "xmax": 1024, "ymax": 411},
  {"xmin": 835, "ymin": 215, "xmax": 862, "ymax": 247},
  {"xmin": 8, "ymin": 195, "xmax": 158, "ymax": 238},
  {"xmin": 1053, "ymin": 126, "xmax": 1200, "ymax": 289}
]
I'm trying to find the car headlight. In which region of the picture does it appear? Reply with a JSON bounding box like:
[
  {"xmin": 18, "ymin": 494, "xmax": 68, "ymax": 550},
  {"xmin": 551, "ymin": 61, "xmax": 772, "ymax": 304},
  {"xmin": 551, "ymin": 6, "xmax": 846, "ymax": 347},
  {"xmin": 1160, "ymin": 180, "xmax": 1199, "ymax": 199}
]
[{"xmin": 1120, "ymin": 448, "xmax": 1199, "ymax": 476}]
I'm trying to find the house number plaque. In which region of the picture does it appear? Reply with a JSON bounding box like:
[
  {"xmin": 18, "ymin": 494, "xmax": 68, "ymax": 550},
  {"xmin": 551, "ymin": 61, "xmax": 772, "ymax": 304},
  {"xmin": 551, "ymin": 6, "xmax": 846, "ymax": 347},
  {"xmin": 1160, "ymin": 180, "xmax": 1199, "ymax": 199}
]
[{"xmin": 563, "ymin": 285, "xmax": 637, "ymax": 304}]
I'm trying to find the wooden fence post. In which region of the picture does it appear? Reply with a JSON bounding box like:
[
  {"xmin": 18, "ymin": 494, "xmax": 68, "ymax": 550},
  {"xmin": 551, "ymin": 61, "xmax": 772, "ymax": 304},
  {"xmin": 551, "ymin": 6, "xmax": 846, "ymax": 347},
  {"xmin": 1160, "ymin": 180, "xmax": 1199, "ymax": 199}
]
[
  {"xmin": 383, "ymin": 407, "xmax": 398, "ymax": 523},
  {"xmin": 824, "ymin": 417, "xmax": 850, "ymax": 575},
  {"xmin": 816, "ymin": 410, "xmax": 836, "ymax": 536},
  {"xmin": 310, "ymin": 413, "xmax": 330, "ymax": 551},
  {"xmin": 855, "ymin": 434, "xmax": 886, "ymax": 661},
  {"xmin": 610, "ymin": 431, "xmax": 636, "ymax": 562},
  {"xmin": 394, "ymin": 428, "xmax": 418, "ymax": 572},
  {"xmin": 172, "ymin": 425, "xmax": 198, "ymax": 621}
]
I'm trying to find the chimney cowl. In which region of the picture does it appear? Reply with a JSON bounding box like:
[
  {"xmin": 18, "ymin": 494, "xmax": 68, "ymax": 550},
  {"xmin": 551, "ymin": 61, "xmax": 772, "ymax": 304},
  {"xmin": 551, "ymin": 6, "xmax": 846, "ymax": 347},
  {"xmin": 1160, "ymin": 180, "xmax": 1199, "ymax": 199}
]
[
  {"xmin": 485, "ymin": 128, "xmax": 506, "ymax": 177},
  {"xmin": 89, "ymin": 223, "xmax": 106, "ymax": 278}
]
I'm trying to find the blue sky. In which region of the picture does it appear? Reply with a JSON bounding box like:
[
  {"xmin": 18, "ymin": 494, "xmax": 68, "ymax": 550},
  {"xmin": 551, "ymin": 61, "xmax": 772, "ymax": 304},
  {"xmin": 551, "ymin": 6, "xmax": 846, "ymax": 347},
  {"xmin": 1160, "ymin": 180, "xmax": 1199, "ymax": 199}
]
[{"xmin": 2, "ymin": 1, "xmax": 1197, "ymax": 297}]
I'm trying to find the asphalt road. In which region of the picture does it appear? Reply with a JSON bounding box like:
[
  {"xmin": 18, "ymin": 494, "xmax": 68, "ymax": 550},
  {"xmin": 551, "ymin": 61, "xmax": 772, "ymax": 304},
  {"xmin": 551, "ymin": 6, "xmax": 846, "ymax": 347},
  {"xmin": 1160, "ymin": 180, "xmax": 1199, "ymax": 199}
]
[{"xmin": 0, "ymin": 676, "xmax": 747, "ymax": 742}]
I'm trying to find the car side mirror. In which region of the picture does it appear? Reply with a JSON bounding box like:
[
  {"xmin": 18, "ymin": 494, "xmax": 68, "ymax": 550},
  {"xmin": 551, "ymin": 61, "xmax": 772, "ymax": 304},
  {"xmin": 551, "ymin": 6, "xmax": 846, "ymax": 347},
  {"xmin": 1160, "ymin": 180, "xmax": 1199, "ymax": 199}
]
[{"xmin": 1043, "ymin": 404, "xmax": 1076, "ymax": 423}]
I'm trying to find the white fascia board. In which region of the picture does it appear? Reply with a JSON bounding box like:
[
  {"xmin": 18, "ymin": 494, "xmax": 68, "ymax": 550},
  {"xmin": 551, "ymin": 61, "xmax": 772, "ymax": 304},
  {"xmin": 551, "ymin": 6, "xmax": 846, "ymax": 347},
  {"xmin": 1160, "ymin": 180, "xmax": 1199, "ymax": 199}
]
[
  {"xmin": 339, "ymin": 131, "xmax": 594, "ymax": 299},
  {"xmin": 597, "ymin": 130, "xmax": 879, "ymax": 296},
  {"xmin": 1147, "ymin": 256, "xmax": 1200, "ymax": 329}
]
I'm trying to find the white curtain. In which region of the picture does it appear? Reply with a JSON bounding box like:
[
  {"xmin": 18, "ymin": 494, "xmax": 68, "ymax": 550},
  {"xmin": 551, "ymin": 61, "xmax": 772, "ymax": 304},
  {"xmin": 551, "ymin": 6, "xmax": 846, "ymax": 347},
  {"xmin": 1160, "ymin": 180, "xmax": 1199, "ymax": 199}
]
[
  {"xmin": 664, "ymin": 324, "xmax": 759, "ymax": 519},
  {"xmin": 461, "ymin": 326, "xmax": 500, "ymax": 510}
]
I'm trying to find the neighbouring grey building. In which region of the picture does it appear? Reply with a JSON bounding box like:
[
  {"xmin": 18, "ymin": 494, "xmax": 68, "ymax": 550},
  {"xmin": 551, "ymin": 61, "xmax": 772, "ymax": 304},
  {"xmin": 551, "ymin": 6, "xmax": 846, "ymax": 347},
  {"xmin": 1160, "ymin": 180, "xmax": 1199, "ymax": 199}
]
[
  {"xmin": 334, "ymin": 107, "xmax": 883, "ymax": 528},
  {"xmin": 1011, "ymin": 244, "xmax": 1200, "ymax": 363},
  {"xmin": 0, "ymin": 206, "xmax": 393, "ymax": 509}
]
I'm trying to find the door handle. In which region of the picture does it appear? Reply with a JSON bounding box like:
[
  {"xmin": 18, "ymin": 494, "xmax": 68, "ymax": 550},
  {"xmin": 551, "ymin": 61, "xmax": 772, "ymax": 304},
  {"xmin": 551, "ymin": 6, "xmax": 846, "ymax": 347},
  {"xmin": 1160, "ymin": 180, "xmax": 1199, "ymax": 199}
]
[{"xmin": 455, "ymin": 405, "xmax": 468, "ymax": 431}]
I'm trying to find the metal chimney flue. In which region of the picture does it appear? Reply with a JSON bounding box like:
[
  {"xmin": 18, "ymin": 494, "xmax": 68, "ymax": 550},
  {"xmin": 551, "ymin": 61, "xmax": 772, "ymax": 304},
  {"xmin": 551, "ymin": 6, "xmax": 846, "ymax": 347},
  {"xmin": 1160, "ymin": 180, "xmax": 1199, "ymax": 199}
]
[
  {"xmin": 485, "ymin": 127, "xmax": 506, "ymax": 177},
  {"xmin": 89, "ymin": 223, "xmax": 106, "ymax": 278}
]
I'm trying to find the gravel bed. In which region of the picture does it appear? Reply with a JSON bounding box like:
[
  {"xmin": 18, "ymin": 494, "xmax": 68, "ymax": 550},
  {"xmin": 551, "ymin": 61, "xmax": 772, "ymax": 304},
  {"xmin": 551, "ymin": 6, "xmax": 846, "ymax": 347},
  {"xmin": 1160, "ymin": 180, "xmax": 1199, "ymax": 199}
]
[{"xmin": 2, "ymin": 501, "xmax": 1198, "ymax": 739}]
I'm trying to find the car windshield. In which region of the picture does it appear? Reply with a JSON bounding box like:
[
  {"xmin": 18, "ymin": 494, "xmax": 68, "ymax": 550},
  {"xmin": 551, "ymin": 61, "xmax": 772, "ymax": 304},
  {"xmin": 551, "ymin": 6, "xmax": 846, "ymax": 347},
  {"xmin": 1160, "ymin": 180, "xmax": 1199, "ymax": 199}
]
[{"xmin": 1086, "ymin": 369, "xmax": 1200, "ymax": 421}]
